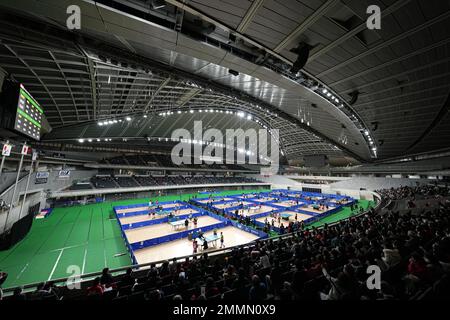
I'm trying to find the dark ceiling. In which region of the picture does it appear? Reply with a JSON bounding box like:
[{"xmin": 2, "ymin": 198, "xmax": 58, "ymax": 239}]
[{"xmin": 0, "ymin": 0, "xmax": 449, "ymax": 164}]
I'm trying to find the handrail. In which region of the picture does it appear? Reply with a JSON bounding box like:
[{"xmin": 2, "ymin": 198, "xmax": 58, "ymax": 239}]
[
  {"xmin": 1, "ymin": 191, "xmax": 382, "ymax": 293},
  {"xmin": 0, "ymin": 172, "xmax": 30, "ymax": 199}
]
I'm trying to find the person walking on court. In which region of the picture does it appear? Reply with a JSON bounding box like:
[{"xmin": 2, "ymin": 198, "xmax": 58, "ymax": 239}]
[
  {"xmin": 148, "ymin": 200, "xmax": 153, "ymax": 212},
  {"xmin": 184, "ymin": 218, "xmax": 189, "ymax": 229},
  {"xmin": 220, "ymin": 232, "xmax": 225, "ymax": 248},
  {"xmin": 193, "ymin": 240, "xmax": 198, "ymax": 254},
  {"xmin": 193, "ymin": 217, "xmax": 198, "ymax": 228}
]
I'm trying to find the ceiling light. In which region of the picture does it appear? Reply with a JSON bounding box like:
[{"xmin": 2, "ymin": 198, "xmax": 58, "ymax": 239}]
[
  {"xmin": 88, "ymin": 139, "xmax": 92, "ymax": 142},
  {"xmin": 143, "ymin": 115, "xmax": 148, "ymax": 118},
  {"xmin": 78, "ymin": 138, "xmax": 84, "ymax": 143},
  {"xmin": 151, "ymin": 0, "xmax": 166, "ymax": 10},
  {"xmin": 189, "ymin": 110, "xmax": 194, "ymax": 114}
]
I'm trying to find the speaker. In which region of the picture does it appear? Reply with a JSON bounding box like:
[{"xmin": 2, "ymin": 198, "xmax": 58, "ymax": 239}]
[
  {"xmin": 290, "ymin": 42, "xmax": 310, "ymax": 74},
  {"xmin": 228, "ymin": 69, "xmax": 239, "ymax": 76},
  {"xmin": 349, "ymin": 90, "xmax": 359, "ymax": 105}
]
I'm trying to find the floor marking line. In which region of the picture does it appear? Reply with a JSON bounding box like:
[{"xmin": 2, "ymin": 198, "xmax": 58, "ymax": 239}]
[
  {"xmin": 17, "ymin": 262, "xmax": 30, "ymax": 280},
  {"xmin": 48, "ymin": 248, "xmax": 64, "ymax": 281},
  {"xmin": 49, "ymin": 242, "xmax": 88, "ymax": 253},
  {"xmin": 81, "ymin": 247, "xmax": 87, "ymax": 274}
]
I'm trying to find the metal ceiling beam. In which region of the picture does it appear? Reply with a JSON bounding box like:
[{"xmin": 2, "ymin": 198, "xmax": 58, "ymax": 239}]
[
  {"xmin": 354, "ymin": 84, "xmax": 450, "ymax": 108},
  {"xmin": 236, "ymin": 0, "xmax": 265, "ymax": 33},
  {"xmin": 357, "ymin": 96, "xmax": 447, "ymax": 113},
  {"xmin": 3, "ymin": 43, "xmax": 65, "ymax": 125},
  {"xmin": 406, "ymin": 90, "xmax": 450, "ymax": 153},
  {"xmin": 357, "ymin": 72, "xmax": 450, "ymax": 99},
  {"xmin": 48, "ymin": 51, "xmax": 80, "ymax": 122},
  {"xmin": 143, "ymin": 76, "xmax": 172, "ymax": 112},
  {"xmin": 317, "ymin": 10, "xmax": 450, "ymax": 78},
  {"xmin": 79, "ymin": 48, "xmax": 98, "ymax": 121},
  {"xmin": 273, "ymin": 0, "xmax": 339, "ymax": 53},
  {"xmin": 329, "ymin": 37, "xmax": 450, "ymax": 88},
  {"xmin": 340, "ymin": 57, "xmax": 450, "ymax": 95},
  {"xmin": 309, "ymin": 0, "xmax": 412, "ymax": 62},
  {"xmin": 176, "ymin": 88, "xmax": 202, "ymax": 107},
  {"xmin": 164, "ymin": 0, "xmax": 292, "ymax": 66}
]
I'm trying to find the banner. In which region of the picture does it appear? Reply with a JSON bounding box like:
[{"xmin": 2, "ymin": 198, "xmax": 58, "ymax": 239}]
[
  {"xmin": 2, "ymin": 144, "xmax": 12, "ymax": 156},
  {"xmin": 35, "ymin": 171, "xmax": 49, "ymax": 184},
  {"xmin": 58, "ymin": 170, "xmax": 71, "ymax": 179},
  {"xmin": 21, "ymin": 145, "xmax": 30, "ymax": 155}
]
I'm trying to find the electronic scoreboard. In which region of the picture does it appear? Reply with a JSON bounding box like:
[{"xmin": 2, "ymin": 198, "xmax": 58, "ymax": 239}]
[
  {"xmin": 15, "ymin": 84, "xmax": 43, "ymax": 140},
  {"xmin": 0, "ymin": 81, "xmax": 43, "ymax": 141}
]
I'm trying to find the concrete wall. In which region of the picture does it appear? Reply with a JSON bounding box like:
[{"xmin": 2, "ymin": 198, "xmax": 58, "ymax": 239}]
[
  {"xmin": 0, "ymin": 169, "xmax": 97, "ymax": 233},
  {"xmin": 0, "ymin": 172, "xmax": 24, "ymax": 194}
]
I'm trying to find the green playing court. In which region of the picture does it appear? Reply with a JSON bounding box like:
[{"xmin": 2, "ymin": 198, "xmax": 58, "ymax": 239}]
[
  {"xmin": 307, "ymin": 199, "xmax": 374, "ymax": 228},
  {"xmin": 0, "ymin": 189, "xmax": 268, "ymax": 288},
  {"xmin": 0, "ymin": 188, "xmax": 373, "ymax": 288}
]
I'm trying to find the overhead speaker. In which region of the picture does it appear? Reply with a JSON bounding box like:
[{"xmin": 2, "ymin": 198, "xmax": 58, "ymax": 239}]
[
  {"xmin": 348, "ymin": 90, "xmax": 359, "ymax": 105},
  {"xmin": 371, "ymin": 121, "xmax": 379, "ymax": 131},
  {"xmin": 228, "ymin": 69, "xmax": 239, "ymax": 76},
  {"xmin": 290, "ymin": 42, "xmax": 310, "ymax": 74}
]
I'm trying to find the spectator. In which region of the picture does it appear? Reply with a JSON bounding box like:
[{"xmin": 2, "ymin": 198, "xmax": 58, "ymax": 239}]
[
  {"xmin": 205, "ymin": 277, "xmax": 220, "ymax": 297},
  {"xmin": 100, "ymin": 268, "xmax": 115, "ymax": 288},
  {"xmin": 119, "ymin": 268, "xmax": 135, "ymax": 288},
  {"xmin": 249, "ymin": 275, "xmax": 267, "ymax": 300},
  {"xmin": 87, "ymin": 277, "xmax": 104, "ymax": 296}
]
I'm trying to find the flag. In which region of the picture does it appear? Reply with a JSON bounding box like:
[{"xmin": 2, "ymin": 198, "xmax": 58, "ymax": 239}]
[
  {"xmin": 2, "ymin": 143, "xmax": 12, "ymax": 156},
  {"xmin": 21, "ymin": 145, "xmax": 30, "ymax": 155}
]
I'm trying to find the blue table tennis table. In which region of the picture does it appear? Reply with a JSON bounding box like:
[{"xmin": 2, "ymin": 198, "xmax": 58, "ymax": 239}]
[
  {"xmin": 280, "ymin": 213, "xmax": 292, "ymax": 220},
  {"xmin": 195, "ymin": 234, "xmax": 220, "ymax": 248},
  {"xmin": 169, "ymin": 219, "xmax": 187, "ymax": 230},
  {"xmin": 203, "ymin": 234, "xmax": 220, "ymax": 247}
]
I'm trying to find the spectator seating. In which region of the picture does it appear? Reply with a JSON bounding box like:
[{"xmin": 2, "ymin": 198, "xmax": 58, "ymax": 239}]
[{"xmin": 5, "ymin": 185, "xmax": 449, "ymax": 301}]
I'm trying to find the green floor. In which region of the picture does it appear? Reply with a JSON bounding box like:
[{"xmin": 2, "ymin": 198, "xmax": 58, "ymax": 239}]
[
  {"xmin": 307, "ymin": 199, "xmax": 373, "ymax": 228},
  {"xmin": 0, "ymin": 189, "xmax": 267, "ymax": 289},
  {"xmin": 0, "ymin": 189, "xmax": 372, "ymax": 289}
]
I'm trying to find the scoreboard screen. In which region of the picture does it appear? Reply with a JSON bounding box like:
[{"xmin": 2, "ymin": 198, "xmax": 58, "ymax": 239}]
[{"xmin": 14, "ymin": 84, "xmax": 43, "ymax": 140}]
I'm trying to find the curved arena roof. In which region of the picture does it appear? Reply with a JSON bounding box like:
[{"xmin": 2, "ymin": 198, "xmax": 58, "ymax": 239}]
[{"xmin": 0, "ymin": 0, "xmax": 449, "ymax": 164}]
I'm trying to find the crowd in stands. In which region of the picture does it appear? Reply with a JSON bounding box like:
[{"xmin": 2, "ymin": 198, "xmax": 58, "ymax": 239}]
[
  {"xmin": 3, "ymin": 185, "xmax": 449, "ymax": 301},
  {"xmin": 87, "ymin": 175, "xmax": 261, "ymax": 189},
  {"xmin": 377, "ymin": 184, "xmax": 449, "ymax": 200}
]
